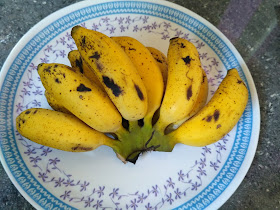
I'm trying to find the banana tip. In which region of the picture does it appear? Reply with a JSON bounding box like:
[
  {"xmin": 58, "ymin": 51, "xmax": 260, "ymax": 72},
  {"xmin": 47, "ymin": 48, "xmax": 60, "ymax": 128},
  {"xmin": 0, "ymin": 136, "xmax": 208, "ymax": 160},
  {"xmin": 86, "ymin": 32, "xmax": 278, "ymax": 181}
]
[
  {"xmin": 169, "ymin": 37, "xmax": 179, "ymax": 42},
  {"xmin": 71, "ymin": 25, "xmax": 81, "ymax": 37},
  {"xmin": 67, "ymin": 50, "xmax": 75, "ymax": 58},
  {"xmin": 37, "ymin": 63, "xmax": 44, "ymax": 71}
]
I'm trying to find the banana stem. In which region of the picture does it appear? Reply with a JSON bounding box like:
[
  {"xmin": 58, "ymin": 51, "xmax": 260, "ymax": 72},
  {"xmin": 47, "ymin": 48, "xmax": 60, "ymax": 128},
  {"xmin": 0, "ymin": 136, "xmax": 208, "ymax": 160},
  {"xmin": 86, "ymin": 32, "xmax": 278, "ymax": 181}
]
[
  {"xmin": 106, "ymin": 116, "xmax": 155, "ymax": 163},
  {"xmin": 129, "ymin": 120, "xmax": 140, "ymax": 133},
  {"xmin": 143, "ymin": 114, "xmax": 153, "ymax": 128},
  {"xmin": 145, "ymin": 129, "xmax": 176, "ymax": 153},
  {"xmin": 105, "ymin": 111, "xmax": 176, "ymax": 163},
  {"xmin": 114, "ymin": 125, "xmax": 129, "ymax": 137},
  {"xmin": 153, "ymin": 118, "xmax": 168, "ymax": 135}
]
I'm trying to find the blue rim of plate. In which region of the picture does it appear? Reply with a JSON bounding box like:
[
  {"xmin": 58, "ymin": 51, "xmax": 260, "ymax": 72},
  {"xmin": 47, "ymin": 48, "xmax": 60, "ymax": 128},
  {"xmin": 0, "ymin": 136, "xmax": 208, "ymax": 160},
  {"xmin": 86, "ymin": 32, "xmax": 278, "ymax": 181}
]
[{"xmin": 0, "ymin": 1, "xmax": 258, "ymax": 209}]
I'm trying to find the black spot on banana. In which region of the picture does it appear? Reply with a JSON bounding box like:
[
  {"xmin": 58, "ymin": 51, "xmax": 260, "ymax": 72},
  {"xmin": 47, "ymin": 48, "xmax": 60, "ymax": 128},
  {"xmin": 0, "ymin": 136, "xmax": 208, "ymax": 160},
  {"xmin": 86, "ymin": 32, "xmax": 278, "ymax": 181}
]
[
  {"xmin": 182, "ymin": 56, "xmax": 192, "ymax": 65},
  {"xmin": 170, "ymin": 37, "xmax": 179, "ymax": 41},
  {"xmin": 134, "ymin": 84, "xmax": 144, "ymax": 101},
  {"xmin": 96, "ymin": 60, "xmax": 104, "ymax": 71},
  {"xmin": 89, "ymin": 51, "xmax": 101, "ymax": 60},
  {"xmin": 203, "ymin": 110, "xmax": 220, "ymax": 122},
  {"xmin": 205, "ymin": 115, "xmax": 212, "ymax": 122},
  {"xmin": 187, "ymin": 85, "xmax": 192, "ymax": 100},
  {"xmin": 76, "ymin": 83, "xmax": 91, "ymax": 92},
  {"xmin": 55, "ymin": 78, "xmax": 61, "ymax": 83},
  {"xmin": 75, "ymin": 57, "xmax": 84, "ymax": 73},
  {"xmin": 43, "ymin": 65, "xmax": 51, "ymax": 73},
  {"xmin": 102, "ymin": 76, "xmax": 122, "ymax": 97},
  {"xmin": 72, "ymin": 144, "xmax": 93, "ymax": 151},
  {"xmin": 213, "ymin": 110, "xmax": 220, "ymax": 121},
  {"xmin": 155, "ymin": 58, "xmax": 163, "ymax": 63},
  {"xmin": 81, "ymin": 36, "xmax": 86, "ymax": 47}
]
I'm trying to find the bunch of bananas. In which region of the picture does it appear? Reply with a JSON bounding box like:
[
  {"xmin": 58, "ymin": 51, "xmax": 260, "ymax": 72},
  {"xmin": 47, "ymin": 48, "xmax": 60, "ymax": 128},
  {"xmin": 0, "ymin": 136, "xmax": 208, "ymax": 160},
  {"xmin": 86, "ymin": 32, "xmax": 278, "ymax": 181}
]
[{"xmin": 16, "ymin": 26, "xmax": 248, "ymax": 163}]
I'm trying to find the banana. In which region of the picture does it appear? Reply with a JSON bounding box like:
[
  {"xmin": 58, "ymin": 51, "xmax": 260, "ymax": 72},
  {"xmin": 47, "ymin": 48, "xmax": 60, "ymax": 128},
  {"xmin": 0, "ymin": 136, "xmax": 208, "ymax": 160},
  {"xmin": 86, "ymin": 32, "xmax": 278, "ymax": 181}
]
[
  {"xmin": 44, "ymin": 90, "xmax": 71, "ymax": 114},
  {"xmin": 146, "ymin": 47, "xmax": 168, "ymax": 87},
  {"xmin": 111, "ymin": 36, "xmax": 164, "ymax": 122},
  {"xmin": 38, "ymin": 63, "xmax": 122, "ymax": 133},
  {"xmin": 46, "ymin": 50, "xmax": 106, "ymax": 114},
  {"xmin": 16, "ymin": 27, "xmax": 249, "ymax": 164},
  {"xmin": 68, "ymin": 50, "xmax": 86, "ymax": 74},
  {"xmin": 16, "ymin": 108, "xmax": 113, "ymax": 152},
  {"xmin": 168, "ymin": 69, "xmax": 248, "ymax": 146},
  {"xmin": 68, "ymin": 50, "xmax": 104, "ymax": 90},
  {"xmin": 155, "ymin": 37, "xmax": 203, "ymax": 133},
  {"xmin": 71, "ymin": 26, "xmax": 148, "ymax": 121},
  {"xmin": 172, "ymin": 69, "xmax": 208, "ymax": 129}
]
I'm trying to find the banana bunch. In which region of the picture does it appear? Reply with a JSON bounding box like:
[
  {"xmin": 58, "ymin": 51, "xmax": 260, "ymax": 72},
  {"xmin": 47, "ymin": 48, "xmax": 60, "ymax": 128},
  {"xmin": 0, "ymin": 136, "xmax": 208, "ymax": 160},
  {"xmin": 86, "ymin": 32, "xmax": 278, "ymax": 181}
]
[{"xmin": 16, "ymin": 26, "xmax": 248, "ymax": 163}]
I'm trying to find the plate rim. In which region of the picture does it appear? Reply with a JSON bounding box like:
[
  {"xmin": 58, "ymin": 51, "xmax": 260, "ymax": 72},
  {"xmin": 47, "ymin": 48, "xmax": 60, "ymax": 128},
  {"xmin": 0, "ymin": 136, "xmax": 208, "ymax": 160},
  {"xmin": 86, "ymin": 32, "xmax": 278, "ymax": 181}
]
[{"xmin": 0, "ymin": 0, "xmax": 260, "ymax": 209}]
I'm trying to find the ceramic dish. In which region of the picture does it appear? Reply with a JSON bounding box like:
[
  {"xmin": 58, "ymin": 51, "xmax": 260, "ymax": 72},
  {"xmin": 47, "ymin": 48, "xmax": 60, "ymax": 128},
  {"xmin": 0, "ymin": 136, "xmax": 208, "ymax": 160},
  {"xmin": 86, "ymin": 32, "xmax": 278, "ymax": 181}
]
[{"xmin": 0, "ymin": 0, "xmax": 260, "ymax": 209}]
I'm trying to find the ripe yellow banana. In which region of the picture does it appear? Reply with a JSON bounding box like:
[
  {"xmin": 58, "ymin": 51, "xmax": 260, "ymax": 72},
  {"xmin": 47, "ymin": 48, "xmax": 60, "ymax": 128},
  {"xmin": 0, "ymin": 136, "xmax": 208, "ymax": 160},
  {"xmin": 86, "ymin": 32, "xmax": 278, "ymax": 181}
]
[
  {"xmin": 71, "ymin": 26, "xmax": 148, "ymax": 121},
  {"xmin": 172, "ymin": 69, "xmax": 209, "ymax": 129},
  {"xmin": 46, "ymin": 50, "xmax": 105, "ymax": 115},
  {"xmin": 38, "ymin": 63, "xmax": 122, "ymax": 133},
  {"xmin": 16, "ymin": 26, "xmax": 249, "ymax": 164},
  {"xmin": 68, "ymin": 50, "xmax": 104, "ymax": 90},
  {"xmin": 168, "ymin": 68, "xmax": 248, "ymax": 146},
  {"xmin": 146, "ymin": 47, "xmax": 168, "ymax": 87},
  {"xmin": 16, "ymin": 108, "xmax": 113, "ymax": 152},
  {"xmin": 111, "ymin": 36, "xmax": 164, "ymax": 123},
  {"xmin": 155, "ymin": 37, "xmax": 203, "ymax": 133},
  {"xmin": 44, "ymin": 90, "xmax": 71, "ymax": 114}
]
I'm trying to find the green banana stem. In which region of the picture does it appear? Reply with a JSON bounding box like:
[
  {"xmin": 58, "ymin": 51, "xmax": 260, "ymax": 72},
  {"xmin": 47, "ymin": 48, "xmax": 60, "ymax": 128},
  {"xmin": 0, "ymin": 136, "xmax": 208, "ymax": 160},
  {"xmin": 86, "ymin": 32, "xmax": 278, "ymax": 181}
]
[
  {"xmin": 146, "ymin": 129, "xmax": 176, "ymax": 152},
  {"xmin": 143, "ymin": 113, "xmax": 153, "ymax": 128},
  {"xmin": 109, "ymin": 125, "xmax": 152, "ymax": 163},
  {"xmin": 153, "ymin": 118, "xmax": 168, "ymax": 135},
  {"xmin": 115, "ymin": 125, "xmax": 129, "ymax": 136},
  {"xmin": 105, "ymin": 116, "xmax": 176, "ymax": 164}
]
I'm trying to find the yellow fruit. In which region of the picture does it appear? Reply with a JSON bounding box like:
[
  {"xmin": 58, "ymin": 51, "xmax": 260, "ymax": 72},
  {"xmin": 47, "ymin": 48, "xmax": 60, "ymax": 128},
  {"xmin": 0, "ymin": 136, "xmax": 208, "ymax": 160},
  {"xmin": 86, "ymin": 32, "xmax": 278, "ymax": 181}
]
[
  {"xmin": 16, "ymin": 108, "xmax": 112, "ymax": 152},
  {"xmin": 173, "ymin": 69, "xmax": 209, "ymax": 129},
  {"xmin": 38, "ymin": 63, "xmax": 122, "ymax": 133},
  {"xmin": 111, "ymin": 36, "xmax": 164, "ymax": 122},
  {"xmin": 16, "ymin": 27, "xmax": 249, "ymax": 164},
  {"xmin": 155, "ymin": 37, "xmax": 203, "ymax": 132},
  {"xmin": 168, "ymin": 69, "xmax": 248, "ymax": 146},
  {"xmin": 147, "ymin": 47, "xmax": 168, "ymax": 87},
  {"xmin": 44, "ymin": 90, "xmax": 71, "ymax": 114},
  {"xmin": 68, "ymin": 50, "xmax": 104, "ymax": 90},
  {"xmin": 71, "ymin": 26, "xmax": 148, "ymax": 121}
]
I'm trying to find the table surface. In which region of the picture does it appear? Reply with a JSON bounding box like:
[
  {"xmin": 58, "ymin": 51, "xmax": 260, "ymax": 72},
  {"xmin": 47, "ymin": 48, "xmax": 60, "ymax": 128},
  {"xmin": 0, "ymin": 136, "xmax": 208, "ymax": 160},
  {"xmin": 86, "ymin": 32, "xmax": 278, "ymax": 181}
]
[{"xmin": 0, "ymin": 0, "xmax": 279, "ymax": 209}]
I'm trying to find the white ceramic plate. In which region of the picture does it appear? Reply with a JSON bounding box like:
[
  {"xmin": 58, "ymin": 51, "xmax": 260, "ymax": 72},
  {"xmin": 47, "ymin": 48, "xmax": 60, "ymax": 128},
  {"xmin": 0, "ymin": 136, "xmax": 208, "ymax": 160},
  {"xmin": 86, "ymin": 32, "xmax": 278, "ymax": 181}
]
[{"xmin": 0, "ymin": 0, "xmax": 260, "ymax": 209}]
